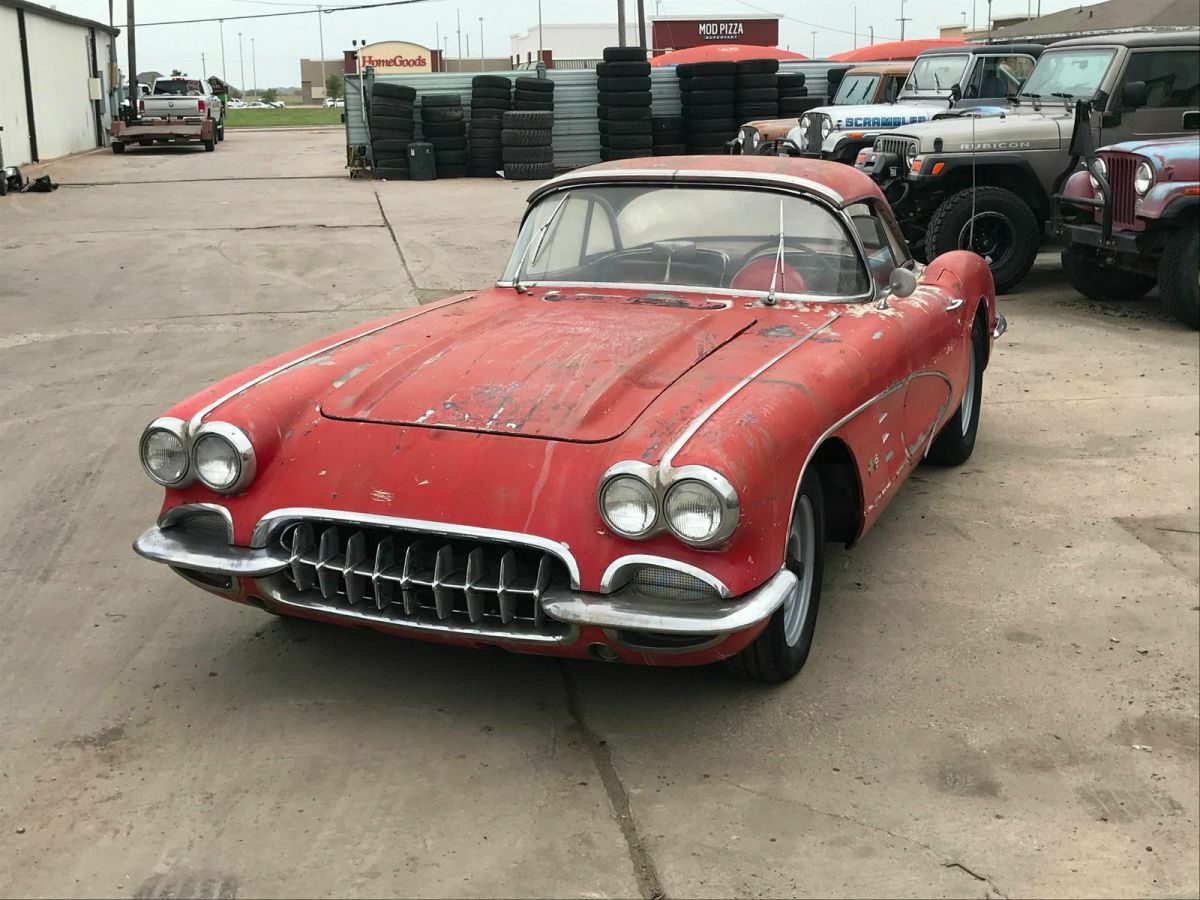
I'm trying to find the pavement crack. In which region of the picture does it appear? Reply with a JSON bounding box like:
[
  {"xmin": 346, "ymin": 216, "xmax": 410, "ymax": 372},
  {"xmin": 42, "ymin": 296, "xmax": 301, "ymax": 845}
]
[
  {"xmin": 557, "ymin": 661, "xmax": 664, "ymax": 900},
  {"xmin": 943, "ymin": 862, "xmax": 1008, "ymax": 898},
  {"xmin": 374, "ymin": 190, "xmax": 420, "ymax": 293}
]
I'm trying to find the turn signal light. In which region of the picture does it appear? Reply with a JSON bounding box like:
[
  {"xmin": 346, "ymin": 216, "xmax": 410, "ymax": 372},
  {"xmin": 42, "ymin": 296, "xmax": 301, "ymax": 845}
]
[
  {"xmin": 856, "ymin": 150, "xmax": 869, "ymax": 165},
  {"xmin": 931, "ymin": 161, "xmax": 946, "ymax": 175},
  {"xmin": 910, "ymin": 156, "xmax": 923, "ymax": 173},
  {"xmin": 198, "ymin": 99, "xmax": 207, "ymax": 113},
  {"xmin": 138, "ymin": 99, "xmax": 144, "ymax": 114}
]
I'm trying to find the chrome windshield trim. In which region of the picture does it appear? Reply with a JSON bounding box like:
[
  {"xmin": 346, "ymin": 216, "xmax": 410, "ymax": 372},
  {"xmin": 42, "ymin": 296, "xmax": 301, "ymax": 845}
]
[
  {"xmin": 530, "ymin": 168, "xmax": 846, "ymax": 205},
  {"xmin": 599, "ymin": 554, "xmax": 732, "ymax": 598},
  {"xmin": 493, "ymin": 280, "xmax": 872, "ymax": 305},
  {"xmin": 185, "ymin": 297, "xmax": 471, "ymax": 438},
  {"xmin": 658, "ymin": 313, "xmax": 839, "ymax": 471},
  {"xmin": 543, "ymin": 567, "xmax": 795, "ymax": 635},
  {"xmin": 249, "ymin": 507, "xmax": 582, "ymax": 589}
]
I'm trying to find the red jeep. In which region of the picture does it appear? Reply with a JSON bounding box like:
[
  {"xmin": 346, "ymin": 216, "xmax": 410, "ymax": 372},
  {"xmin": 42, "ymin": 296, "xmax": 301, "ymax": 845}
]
[{"xmin": 1057, "ymin": 114, "xmax": 1199, "ymax": 329}]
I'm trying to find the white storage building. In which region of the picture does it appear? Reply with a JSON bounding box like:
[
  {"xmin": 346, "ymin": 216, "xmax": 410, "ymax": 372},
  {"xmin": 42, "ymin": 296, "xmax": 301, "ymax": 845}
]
[{"xmin": 0, "ymin": 0, "xmax": 119, "ymax": 167}]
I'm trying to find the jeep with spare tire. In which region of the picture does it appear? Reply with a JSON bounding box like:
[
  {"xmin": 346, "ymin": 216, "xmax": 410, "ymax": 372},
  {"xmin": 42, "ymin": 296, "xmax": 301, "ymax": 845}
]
[{"xmin": 855, "ymin": 30, "xmax": 1200, "ymax": 292}]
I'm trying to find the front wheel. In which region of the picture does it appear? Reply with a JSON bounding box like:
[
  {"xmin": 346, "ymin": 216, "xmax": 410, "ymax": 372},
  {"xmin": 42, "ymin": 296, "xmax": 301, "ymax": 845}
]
[
  {"xmin": 203, "ymin": 133, "xmax": 215, "ymax": 152},
  {"xmin": 1061, "ymin": 244, "xmax": 1156, "ymax": 302},
  {"xmin": 1159, "ymin": 226, "xmax": 1199, "ymax": 330},
  {"xmin": 724, "ymin": 471, "xmax": 825, "ymax": 683},
  {"xmin": 112, "ymin": 141, "xmax": 126, "ymax": 154},
  {"xmin": 927, "ymin": 315, "xmax": 985, "ymax": 466},
  {"xmin": 927, "ymin": 185, "xmax": 1040, "ymax": 293}
]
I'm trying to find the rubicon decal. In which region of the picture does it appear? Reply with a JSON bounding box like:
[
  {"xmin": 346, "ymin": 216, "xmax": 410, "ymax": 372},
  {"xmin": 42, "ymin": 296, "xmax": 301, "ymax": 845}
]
[{"xmin": 956, "ymin": 140, "xmax": 1033, "ymax": 150}]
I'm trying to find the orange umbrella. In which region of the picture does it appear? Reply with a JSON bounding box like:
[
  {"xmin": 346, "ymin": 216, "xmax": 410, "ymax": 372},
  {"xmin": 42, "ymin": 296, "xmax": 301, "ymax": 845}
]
[
  {"xmin": 649, "ymin": 44, "xmax": 809, "ymax": 66},
  {"xmin": 828, "ymin": 38, "xmax": 965, "ymax": 62}
]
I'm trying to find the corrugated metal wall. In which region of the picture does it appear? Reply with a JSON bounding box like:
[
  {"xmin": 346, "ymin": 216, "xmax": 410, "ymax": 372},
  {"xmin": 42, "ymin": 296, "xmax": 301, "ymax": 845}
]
[
  {"xmin": 344, "ymin": 61, "xmax": 847, "ymax": 172},
  {"xmin": 0, "ymin": 6, "xmax": 31, "ymax": 167}
]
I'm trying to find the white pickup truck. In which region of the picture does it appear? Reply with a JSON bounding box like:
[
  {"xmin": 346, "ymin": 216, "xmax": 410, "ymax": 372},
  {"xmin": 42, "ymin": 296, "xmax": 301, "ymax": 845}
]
[{"xmin": 111, "ymin": 77, "xmax": 224, "ymax": 154}]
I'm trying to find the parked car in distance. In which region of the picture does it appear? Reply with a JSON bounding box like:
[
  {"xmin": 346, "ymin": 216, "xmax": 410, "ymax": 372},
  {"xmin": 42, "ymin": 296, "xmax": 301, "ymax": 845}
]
[
  {"xmin": 133, "ymin": 156, "xmax": 1002, "ymax": 682},
  {"xmin": 1057, "ymin": 128, "xmax": 1199, "ymax": 328},
  {"xmin": 855, "ymin": 30, "xmax": 1200, "ymax": 292},
  {"xmin": 732, "ymin": 63, "xmax": 914, "ymax": 155},
  {"xmin": 112, "ymin": 76, "xmax": 224, "ymax": 153},
  {"xmin": 324, "ymin": 97, "xmax": 346, "ymax": 108},
  {"xmin": 786, "ymin": 45, "xmax": 1043, "ymax": 163}
]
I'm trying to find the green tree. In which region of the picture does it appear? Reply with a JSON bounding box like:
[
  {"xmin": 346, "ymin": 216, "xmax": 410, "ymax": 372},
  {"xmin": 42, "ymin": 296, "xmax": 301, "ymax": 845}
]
[
  {"xmin": 170, "ymin": 68, "xmax": 187, "ymax": 77},
  {"xmin": 262, "ymin": 88, "xmax": 279, "ymax": 103},
  {"xmin": 325, "ymin": 73, "xmax": 343, "ymax": 100}
]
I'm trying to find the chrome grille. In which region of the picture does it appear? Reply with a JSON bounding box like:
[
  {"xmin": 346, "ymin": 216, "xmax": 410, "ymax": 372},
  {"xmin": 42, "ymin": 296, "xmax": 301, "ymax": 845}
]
[
  {"xmin": 803, "ymin": 113, "xmax": 827, "ymax": 151},
  {"xmin": 1102, "ymin": 153, "xmax": 1137, "ymax": 231},
  {"xmin": 876, "ymin": 136, "xmax": 913, "ymax": 160},
  {"xmin": 267, "ymin": 521, "xmax": 570, "ymax": 638}
]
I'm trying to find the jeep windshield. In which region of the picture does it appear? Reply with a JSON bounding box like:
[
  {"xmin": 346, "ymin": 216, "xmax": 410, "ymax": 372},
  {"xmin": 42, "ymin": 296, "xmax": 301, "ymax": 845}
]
[
  {"xmin": 902, "ymin": 55, "xmax": 969, "ymax": 95},
  {"xmin": 502, "ymin": 185, "xmax": 871, "ymax": 301},
  {"xmin": 1018, "ymin": 48, "xmax": 1116, "ymax": 102},
  {"xmin": 834, "ymin": 74, "xmax": 882, "ymax": 104}
]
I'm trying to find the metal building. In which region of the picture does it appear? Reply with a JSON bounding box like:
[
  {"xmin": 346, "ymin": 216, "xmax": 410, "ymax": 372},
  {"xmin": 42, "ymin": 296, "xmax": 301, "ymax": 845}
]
[{"xmin": 0, "ymin": 0, "xmax": 119, "ymax": 167}]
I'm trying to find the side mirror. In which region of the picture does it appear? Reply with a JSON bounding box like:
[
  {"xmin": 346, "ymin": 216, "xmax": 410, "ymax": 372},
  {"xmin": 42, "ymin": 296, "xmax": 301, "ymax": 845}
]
[
  {"xmin": 1183, "ymin": 110, "xmax": 1199, "ymax": 130},
  {"xmin": 885, "ymin": 267, "xmax": 918, "ymax": 302},
  {"xmin": 950, "ymin": 83, "xmax": 963, "ymax": 104},
  {"xmin": 1121, "ymin": 80, "xmax": 1149, "ymax": 110}
]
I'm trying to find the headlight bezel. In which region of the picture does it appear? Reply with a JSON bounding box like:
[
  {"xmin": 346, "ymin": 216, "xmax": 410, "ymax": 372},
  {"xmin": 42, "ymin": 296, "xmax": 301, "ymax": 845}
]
[
  {"xmin": 597, "ymin": 461, "xmax": 739, "ymax": 548},
  {"xmin": 139, "ymin": 416, "xmax": 192, "ymax": 487},
  {"xmin": 1133, "ymin": 159, "xmax": 1154, "ymax": 196},
  {"xmin": 192, "ymin": 421, "xmax": 257, "ymax": 494},
  {"xmin": 904, "ymin": 141, "xmax": 919, "ymax": 167},
  {"xmin": 819, "ymin": 116, "xmax": 833, "ymax": 138},
  {"xmin": 1088, "ymin": 155, "xmax": 1107, "ymax": 191}
]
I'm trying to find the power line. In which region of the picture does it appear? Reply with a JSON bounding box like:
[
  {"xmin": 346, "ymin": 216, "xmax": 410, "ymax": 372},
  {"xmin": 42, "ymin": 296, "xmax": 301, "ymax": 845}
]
[
  {"xmin": 116, "ymin": 0, "xmax": 442, "ymax": 28},
  {"xmin": 729, "ymin": 0, "xmax": 899, "ymax": 42}
]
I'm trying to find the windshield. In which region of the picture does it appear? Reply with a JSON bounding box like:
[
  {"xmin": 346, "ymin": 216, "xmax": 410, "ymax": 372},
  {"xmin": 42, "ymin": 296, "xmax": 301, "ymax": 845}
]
[
  {"xmin": 903, "ymin": 54, "xmax": 969, "ymax": 94},
  {"xmin": 1019, "ymin": 48, "xmax": 1116, "ymax": 100},
  {"xmin": 501, "ymin": 185, "xmax": 870, "ymax": 300},
  {"xmin": 834, "ymin": 74, "xmax": 881, "ymax": 104}
]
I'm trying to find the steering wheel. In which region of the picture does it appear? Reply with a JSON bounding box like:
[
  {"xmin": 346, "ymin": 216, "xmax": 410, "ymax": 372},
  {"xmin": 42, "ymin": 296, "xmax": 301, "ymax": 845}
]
[{"xmin": 731, "ymin": 241, "xmax": 840, "ymax": 295}]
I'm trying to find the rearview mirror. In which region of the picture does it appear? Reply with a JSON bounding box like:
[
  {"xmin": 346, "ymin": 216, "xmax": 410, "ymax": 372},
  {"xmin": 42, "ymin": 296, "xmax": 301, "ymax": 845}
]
[
  {"xmin": 887, "ymin": 267, "xmax": 918, "ymax": 299},
  {"xmin": 1121, "ymin": 80, "xmax": 1149, "ymax": 110}
]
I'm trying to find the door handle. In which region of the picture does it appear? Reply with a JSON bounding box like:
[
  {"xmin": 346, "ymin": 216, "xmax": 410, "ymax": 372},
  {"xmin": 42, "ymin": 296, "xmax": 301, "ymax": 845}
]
[{"xmin": 945, "ymin": 297, "xmax": 965, "ymax": 312}]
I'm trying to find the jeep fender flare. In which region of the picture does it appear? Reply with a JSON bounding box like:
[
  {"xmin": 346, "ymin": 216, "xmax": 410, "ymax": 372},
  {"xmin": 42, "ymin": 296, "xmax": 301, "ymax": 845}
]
[{"xmin": 918, "ymin": 155, "xmax": 1050, "ymax": 214}]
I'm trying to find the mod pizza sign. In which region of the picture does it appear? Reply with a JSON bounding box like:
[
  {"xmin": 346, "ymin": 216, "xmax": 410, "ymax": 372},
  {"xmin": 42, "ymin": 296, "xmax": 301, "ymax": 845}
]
[
  {"xmin": 357, "ymin": 41, "xmax": 432, "ymax": 73},
  {"xmin": 698, "ymin": 21, "xmax": 744, "ymax": 39},
  {"xmin": 651, "ymin": 17, "xmax": 780, "ymax": 49}
]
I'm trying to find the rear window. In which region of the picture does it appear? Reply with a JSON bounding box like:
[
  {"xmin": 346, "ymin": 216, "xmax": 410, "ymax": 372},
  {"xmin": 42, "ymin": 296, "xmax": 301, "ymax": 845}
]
[{"xmin": 154, "ymin": 79, "xmax": 203, "ymax": 95}]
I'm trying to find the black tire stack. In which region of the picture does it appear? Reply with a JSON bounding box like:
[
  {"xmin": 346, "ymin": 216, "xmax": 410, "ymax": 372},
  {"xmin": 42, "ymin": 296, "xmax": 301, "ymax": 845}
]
[
  {"xmin": 513, "ymin": 75, "xmax": 555, "ymax": 111},
  {"xmin": 469, "ymin": 75, "xmax": 511, "ymax": 177},
  {"xmin": 677, "ymin": 61, "xmax": 737, "ymax": 155},
  {"xmin": 597, "ymin": 46, "xmax": 652, "ymax": 162},
  {"xmin": 501, "ymin": 110, "xmax": 554, "ymax": 180},
  {"xmin": 651, "ymin": 115, "xmax": 686, "ymax": 156},
  {"xmin": 420, "ymin": 93, "xmax": 467, "ymax": 179},
  {"xmin": 370, "ymin": 82, "xmax": 417, "ymax": 180},
  {"xmin": 735, "ymin": 59, "xmax": 779, "ymax": 125},
  {"xmin": 777, "ymin": 72, "xmax": 809, "ymax": 117}
]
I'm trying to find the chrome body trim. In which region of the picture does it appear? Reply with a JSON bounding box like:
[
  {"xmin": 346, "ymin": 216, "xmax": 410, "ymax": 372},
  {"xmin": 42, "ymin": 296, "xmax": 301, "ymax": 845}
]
[
  {"xmin": 133, "ymin": 525, "xmax": 289, "ymax": 577},
  {"xmin": 192, "ymin": 421, "xmax": 256, "ymax": 494},
  {"xmin": 492, "ymin": 279, "xmax": 869, "ymax": 306},
  {"xmin": 599, "ymin": 555, "xmax": 732, "ymax": 599},
  {"xmin": 542, "ymin": 567, "xmax": 795, "ymax": 636},
  {"xmin": 993, "ymin": 313, "xmax": 1008, "ymax": 339},
  {"xmin": 185, "ymin": 298, "xmax": 470, "ymax": 438},
  {"xmin": 659, "ymin": 313, "xmax": 840, "ymax": 471},
  {"xmin": 249, "ymin": 507, "xmax": 582, "ymax": 590}
]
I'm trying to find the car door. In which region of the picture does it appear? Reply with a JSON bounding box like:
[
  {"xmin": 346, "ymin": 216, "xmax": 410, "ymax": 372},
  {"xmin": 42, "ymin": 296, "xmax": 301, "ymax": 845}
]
[{"xmin": 1107, "ymin": 48, "xmax": 1200, "ymax": 140}]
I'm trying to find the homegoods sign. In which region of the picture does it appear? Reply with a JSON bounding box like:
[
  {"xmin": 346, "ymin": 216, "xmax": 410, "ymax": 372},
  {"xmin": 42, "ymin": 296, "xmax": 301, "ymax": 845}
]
[{"xmin": 357, "ymin": 41, "xmax": 432, "ymax": 73}]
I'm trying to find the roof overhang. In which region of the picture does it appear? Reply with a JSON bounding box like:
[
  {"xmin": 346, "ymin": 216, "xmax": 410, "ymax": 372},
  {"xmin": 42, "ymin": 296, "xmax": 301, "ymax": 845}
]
[{"xmin": 0, "ymin": 0, "xmax": 119, "ymax": 36}]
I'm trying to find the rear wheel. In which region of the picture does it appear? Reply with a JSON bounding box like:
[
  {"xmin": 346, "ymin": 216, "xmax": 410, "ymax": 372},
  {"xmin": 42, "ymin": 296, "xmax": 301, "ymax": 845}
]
[
  {"xmin": 926, "ymin": 186, "xmax": 1039, "ymax": 293},
  {"xmin": 203, "ymin": 132, "xmax": 215, "ymax": 152},
  {"xmin": 725, "ymin": 470, "xmax": 825, "ymax": 683},
  {"xmin": 111, "ymin": 141, "xmax": 126, "ymax": 154},
  {"xmin": 1061, "ymin": 244, "xmax": 1156, "ymax": 302},
  {"xmin": 1159, "ymin": 226, "xmax": 1199, "ymax": 329}
]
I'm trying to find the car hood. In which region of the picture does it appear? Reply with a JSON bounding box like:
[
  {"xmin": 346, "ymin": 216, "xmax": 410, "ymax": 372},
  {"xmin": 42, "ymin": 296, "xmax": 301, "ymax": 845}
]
[
  {"xmin": 318, "ymin": 289, "xmax": 756, "ymax": 443},
  {"xmin": 896, "ymin": 111, "xmax": 1065, "ymax": 153}
]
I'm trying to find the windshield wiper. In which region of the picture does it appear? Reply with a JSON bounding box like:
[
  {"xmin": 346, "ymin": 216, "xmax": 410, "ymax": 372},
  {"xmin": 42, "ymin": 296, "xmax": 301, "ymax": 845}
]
[
  {"xmin": 765, "ymin": 198, "xmax": 786, "ymax": 307},
  {"xmin": 511, "ymin": 195, "xmax": 567, "ymax": 293},
  {"xmin": 1050, "ymin": 90, "xmax": 1075, "ymax": 110}
]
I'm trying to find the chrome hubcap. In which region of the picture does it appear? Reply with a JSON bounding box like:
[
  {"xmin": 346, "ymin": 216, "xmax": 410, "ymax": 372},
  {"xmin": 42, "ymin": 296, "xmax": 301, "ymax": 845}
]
[
  {"xmin": 961, "ymin": 339, "xmax": 977, "ymax": 437},
  {"xmin": 782, "ymin": 496, "xmax": 816, "ymax": 647}
]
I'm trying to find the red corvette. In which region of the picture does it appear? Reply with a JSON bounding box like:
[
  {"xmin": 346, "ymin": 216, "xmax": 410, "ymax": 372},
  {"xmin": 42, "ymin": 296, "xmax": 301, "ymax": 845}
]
[{"xmin": 134, "ymin": 156, "xmax": 1003, "ymax": 681}]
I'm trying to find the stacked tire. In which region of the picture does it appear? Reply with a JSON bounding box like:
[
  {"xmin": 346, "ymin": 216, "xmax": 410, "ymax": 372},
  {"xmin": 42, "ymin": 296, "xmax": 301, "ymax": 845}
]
[
  {"xmin": 469, "ymin": 75, "xmax": 511, "ymax": 177},
  {"xmin": 501, "ymin": 110, "xmax": 554, "ymax": 180},
  {"xmin": 513, "ymin": 75, "xmax": 554, "ymax": 111},
  {"xmin": 651, "ymin": 115, "xmax": 686, "ymax": 157},
  {"xmin": 735, "ymin": 59, "xmax": 779, "ymax": 126},
  {"xmin": 420, "ymin": 93, "xmax": 467, "ymax": 179},
  {"xmin": 677, "ymin": 61, "xmax": 737, "ymax": 155},
  {"xmin": 777, "ymin": 72, "xmax": 809, "ymax": 117},
  {"xmin": 370, "ymin": 82, "xmax": 417, "ymax": 180},
  {"xmin": 597, "ymin": 46, "xmax": 652, "ymax": 162}
]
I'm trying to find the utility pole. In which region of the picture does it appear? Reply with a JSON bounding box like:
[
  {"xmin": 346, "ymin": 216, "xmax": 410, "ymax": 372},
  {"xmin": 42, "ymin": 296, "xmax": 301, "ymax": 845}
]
[
  {"xmin": 201, "ymin": 51, "xmax": 207, "ymax": 81},
  {"xmin": 126, "ymin": 0, "xmax": 136, "ymax": 114},
  {"xmin": 897, "ymin": 0, "xmax": 910, "ymax": 40},
  {"xmin": 317, "ymin": 6, "xmax": 327, "ymax": 107},
  {"xmin": 636, "ymin": 0, "xmax": 646, "ymax": 49},
  {"xmin": 238, "ymin": 32, "xmax": 245, "ymax": 97},
  {"xmin": 219, "ymin": 19, "xmax": 226, "ymax": 82},
  {"xmin": 435, "ymin": 21, "xmax": 440, "ymax": 71},
  {"xmin": 466, "ymin": 33, "xmax": 470, "ymax": 60},
  {"xmin": 456, "ymin": 9, "xmax": 462, "ymax": 61},
  {"xmin": 617, "ymin": 0, "xmax": 627, "ymax": 47},
  {"xmin": 869, "ymin": 25, "xmax": 875, "ymax": 44},
  {"xmin": 251, "ymin": 38, "xmax": 257, "ymax": 99},
  {"xmin": 853, "ymin": 7, "xmax": 857, "ymax": 48},
  {"xmin": 810, "ymin": 30, "xmax": 817, "ymax": 57},
  {"xmin": 537, "ymin": 0, "xmax": 543, "ymax": 64},
  {"xmin": 479, "ymin": 17, "xmax": 484, "ymax": 70}
]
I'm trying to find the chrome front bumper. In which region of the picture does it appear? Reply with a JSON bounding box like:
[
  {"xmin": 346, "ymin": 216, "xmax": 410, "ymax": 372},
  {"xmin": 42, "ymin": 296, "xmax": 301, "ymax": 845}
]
[{"xmin": 133, "ymin": 522, "xmax": 793, "ymax": 638}]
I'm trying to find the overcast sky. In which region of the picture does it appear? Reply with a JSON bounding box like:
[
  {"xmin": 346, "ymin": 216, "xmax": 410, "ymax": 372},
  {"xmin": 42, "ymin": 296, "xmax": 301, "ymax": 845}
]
[{"xmin": 56, "ymin": 0, "xmax": 1100, "ymax": 88}]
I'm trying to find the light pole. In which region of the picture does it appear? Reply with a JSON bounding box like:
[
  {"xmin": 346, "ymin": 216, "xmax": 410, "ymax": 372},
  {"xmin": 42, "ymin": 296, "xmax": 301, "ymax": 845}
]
[
  {"xmin": 479, "ymin": 17, "xmax": 484, "ymax": 71},
  {"xmin": 456, "ymin": 9, "xmax": 462, "ymax": 61},
  {"xmin": 617, "ymin": 0, "xmax": 626, "ymax": 47},
  {"xmin": 219, "ymin": 19, "xmax": 226, "ymax": 82},
  {"xmin": 810, "ymin": 30, "xmax": 817, "ymax": 57},
  {"xmin": 537, "ymin": 0, "xmax": 543, "ymax": 64},
  {"xmin": 201, "ymin": 51, "xmax": 207, "ymax": 81},
  {"xmin": 251, "ymin": 37, "xmax": 257, "ymax": 99},
  {"xmin": 435, "ymin": 20, "xmax": 440, "ymax": 71},
  {"xmin": 869, "ymin": 25, "xmax": 874, "ymax": 44},
  {"xmin": 897, "ymin": 0, "xmax": 910, "ymax": 40},
  {"xmin": 853, "ymin": 6, "xmax": 857, "ymax": 49},
  {"xmin": 317, "ymin": 6, "xmax": 327, "ymax": 107},
  {"xmin": 238, "ymin": 32, "xmax": 245, "ymax": 97}
]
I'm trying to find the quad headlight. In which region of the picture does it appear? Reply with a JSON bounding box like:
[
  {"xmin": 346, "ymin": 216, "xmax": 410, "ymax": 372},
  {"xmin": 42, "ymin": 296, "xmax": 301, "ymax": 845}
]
[
  {"xmin": 139, "ymin": 417, "xmax": 190, "ymax": 486},
  {"xmin": 819, "ymin": 116, "xmax": 833, "ymax": 138},
  {"xmin": 1088, "ymin": 156, "xmax": 1107, "ymax": 190},
  {"xmin": 597, "ymin": 463, "xmax": 739, "ymax": 547},
  {"xmin": 905, "ymin": 141, "xmax": 919, "ymax": 167},
  {"xmin": 192, "ymin": 422, "xmax": 256, "ymax": 493},
  {"xmin": 1134, "ymin": 160, "xmax": 1154, "ymax": 195}
]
